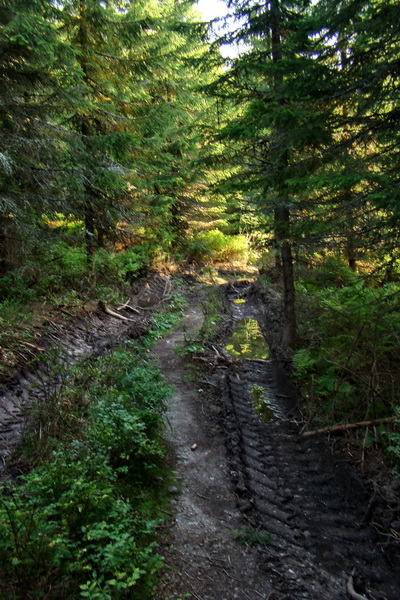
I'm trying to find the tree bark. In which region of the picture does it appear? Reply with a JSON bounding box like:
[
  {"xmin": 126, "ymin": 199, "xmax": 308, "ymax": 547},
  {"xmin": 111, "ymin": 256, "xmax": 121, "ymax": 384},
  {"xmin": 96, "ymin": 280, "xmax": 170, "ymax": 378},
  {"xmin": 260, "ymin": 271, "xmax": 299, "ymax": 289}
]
[
  {"xmin": 275, "ymin": 204, "xmax": 296, "ymax": 349},
  {"xmin": 271, "ymin": 0, "xmax": 296, "ymax": 349},
  {"xmin": 0, "ymin": 215, "xmax": 12, "ymax": 275}
]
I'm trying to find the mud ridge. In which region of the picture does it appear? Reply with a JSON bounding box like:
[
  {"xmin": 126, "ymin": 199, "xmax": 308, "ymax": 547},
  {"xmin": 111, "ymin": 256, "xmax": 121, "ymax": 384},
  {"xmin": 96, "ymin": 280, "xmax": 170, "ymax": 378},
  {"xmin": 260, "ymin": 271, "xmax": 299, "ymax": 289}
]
[{"xmin": 0, "ymin": 273, "xmax": 170, "ymax": 476}]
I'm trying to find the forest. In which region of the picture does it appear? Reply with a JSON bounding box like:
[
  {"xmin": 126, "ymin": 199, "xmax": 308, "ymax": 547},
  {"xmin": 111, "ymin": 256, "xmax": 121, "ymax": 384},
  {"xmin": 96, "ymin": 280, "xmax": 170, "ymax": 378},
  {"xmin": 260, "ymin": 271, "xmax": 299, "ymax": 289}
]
[{"xmin": 0, "ymin": 0, "xmax": 400, "ymax": 598}]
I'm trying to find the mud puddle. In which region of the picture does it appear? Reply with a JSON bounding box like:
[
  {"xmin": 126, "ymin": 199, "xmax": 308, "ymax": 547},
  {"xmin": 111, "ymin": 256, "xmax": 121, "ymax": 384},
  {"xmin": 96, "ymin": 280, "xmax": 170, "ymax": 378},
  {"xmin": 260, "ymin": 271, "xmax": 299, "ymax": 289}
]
[{"xmin": 225, "ymin": 317, "xmax": 269, "ymax": 360}]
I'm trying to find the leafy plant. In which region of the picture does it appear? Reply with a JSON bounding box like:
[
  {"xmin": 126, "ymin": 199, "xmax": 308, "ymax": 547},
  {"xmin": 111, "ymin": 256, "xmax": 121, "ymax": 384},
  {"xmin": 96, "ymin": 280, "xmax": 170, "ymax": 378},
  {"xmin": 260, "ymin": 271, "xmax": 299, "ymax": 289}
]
[
  {"xmin": 0, "ymin": 338, "xmax": 172, "ymax": 599},
  {"xmin": 295, "ymin": 275, "xmax": 400, "ymax": 424}
]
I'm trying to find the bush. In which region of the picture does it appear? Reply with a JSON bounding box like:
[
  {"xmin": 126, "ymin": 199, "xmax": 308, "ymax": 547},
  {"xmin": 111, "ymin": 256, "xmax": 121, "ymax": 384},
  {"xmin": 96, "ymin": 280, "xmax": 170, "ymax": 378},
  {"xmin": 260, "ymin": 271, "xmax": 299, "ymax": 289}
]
[
  {"xmin": 0, "ymin": 344, "xmax": 171, "ymax": 599},
  {"xmin": 0, "ymin": 272, "xmax": 35, "ymax": 302},
  {"xmin": 0, "ymin": 453, "xmax": 162, "ymax": 600},
  {"xmin": 294, "ymin": 280, "xmax": 400, "ymax": 424},
  {"xmin": 186, "ymin": 230, "xmax": 249, "ymax": 264},
  {"xmin": 115, "ymin": 246, "xmax": 151, "ymax": 281}
]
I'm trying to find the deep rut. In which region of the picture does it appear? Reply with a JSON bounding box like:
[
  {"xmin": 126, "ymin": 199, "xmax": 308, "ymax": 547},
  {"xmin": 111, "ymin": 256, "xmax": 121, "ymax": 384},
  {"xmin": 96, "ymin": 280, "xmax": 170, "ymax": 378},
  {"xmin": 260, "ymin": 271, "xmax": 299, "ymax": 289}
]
[
  {"xmin": 215, "ymin": 282, "xmax": 400, "ymax": 599},
  {"xmin": 0, "ymin": 274, "xmax": 167, "ymax": 474},
  {"xmin": 1, "ymin": 275, "xmax": 399, "ymax": 600}
]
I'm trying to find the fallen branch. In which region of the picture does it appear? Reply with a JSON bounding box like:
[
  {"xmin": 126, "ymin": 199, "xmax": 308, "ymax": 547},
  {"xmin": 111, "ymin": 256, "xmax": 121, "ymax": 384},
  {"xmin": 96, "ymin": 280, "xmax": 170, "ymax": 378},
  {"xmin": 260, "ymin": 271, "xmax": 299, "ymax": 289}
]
[
  {"xmin": 124, "ymin": 304, "xmax": 141, "ymax": 314},
  {"xmin": 17, "ymin": 340, "xmax": 45, "ymax": 352},
  {"xmin": 199, "ymin": 379, "xmax": 218, "ymax": 389},
  {"xmin": 98, "ymin": 300, "xmax": 135, "ymax": 322},
  {"xmin": 116, "ymin": 298, "xmax": 131, "ymax": 311},
  {"xmin": 245, "ymin": 358, "xmax": 271, "ymax": 363},
  {"xmin": 347, "ymin": 570, "xmax": 369, "ymax": 600},
  {"xmin": 302, "ymin": 416, "xmax": 398, "ymax": 438},
  {"xmin": 116, "ymin": 300, "xmax": 141, "ymax": 314}
]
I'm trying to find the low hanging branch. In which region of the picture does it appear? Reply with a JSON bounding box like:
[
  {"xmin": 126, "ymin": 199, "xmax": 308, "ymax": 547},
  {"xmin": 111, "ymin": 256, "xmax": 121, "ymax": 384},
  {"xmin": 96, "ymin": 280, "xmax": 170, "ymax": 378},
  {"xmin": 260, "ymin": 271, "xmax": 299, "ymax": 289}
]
[{"xmin": 302, "ymin": 416, "xmax": 398, "ymax": 438}]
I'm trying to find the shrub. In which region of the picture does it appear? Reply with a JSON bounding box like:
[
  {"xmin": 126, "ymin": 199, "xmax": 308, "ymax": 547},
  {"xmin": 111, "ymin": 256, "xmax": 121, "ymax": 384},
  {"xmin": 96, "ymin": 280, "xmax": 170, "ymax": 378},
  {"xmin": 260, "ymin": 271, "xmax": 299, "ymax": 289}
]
[
  {"xmin": 294, "ymin": 280, "xmax": 400, "ymax": 424},
  {"xmin": 0, "ymin": 272, "xmax": 35, "ymax": 302},
  {"xmin": 186, "ymin": 230, "xmax": 249, "ymax": 264},
  {"xmin": 0, "ymin": 344, "xmax": 172, "ymax": 599}
]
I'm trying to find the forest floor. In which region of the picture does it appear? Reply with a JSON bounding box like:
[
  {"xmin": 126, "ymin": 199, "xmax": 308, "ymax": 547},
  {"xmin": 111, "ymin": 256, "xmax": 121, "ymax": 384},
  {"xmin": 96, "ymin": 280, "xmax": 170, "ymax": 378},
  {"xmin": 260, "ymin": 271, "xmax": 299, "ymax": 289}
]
[{"xmin": 0, "ymin": 272, "xmax": 399, "ymax": 599}]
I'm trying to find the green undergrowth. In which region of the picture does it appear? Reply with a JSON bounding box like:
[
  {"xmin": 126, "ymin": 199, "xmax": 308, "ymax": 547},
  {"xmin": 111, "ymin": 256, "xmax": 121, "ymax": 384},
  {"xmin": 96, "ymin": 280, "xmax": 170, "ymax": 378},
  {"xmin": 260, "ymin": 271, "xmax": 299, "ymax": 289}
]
[
  {"xmin": 291, "ymin": 258, "xmax": 400, "ymax": 471},
  {"xmin": 0, "ymin": 298, "xmax": 185, "ymax": 600},
  {"xmin": 0, "ymin": 243, "xmax": 153, "ymax": 306},
  {"xmin": 0, "ymin": 243, "xmax": 155, "ymax": 377}
]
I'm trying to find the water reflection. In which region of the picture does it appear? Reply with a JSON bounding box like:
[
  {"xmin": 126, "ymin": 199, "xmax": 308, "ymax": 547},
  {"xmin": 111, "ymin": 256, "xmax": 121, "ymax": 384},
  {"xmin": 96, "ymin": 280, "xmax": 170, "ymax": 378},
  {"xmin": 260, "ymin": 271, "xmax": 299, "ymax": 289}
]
[
  {"xmin": 225, "ymin": 318, "xmax": 269, "ymax": 359},
  {"xmin": 250, "ymin": 385, "xmax": 279, "ymax": 424}
]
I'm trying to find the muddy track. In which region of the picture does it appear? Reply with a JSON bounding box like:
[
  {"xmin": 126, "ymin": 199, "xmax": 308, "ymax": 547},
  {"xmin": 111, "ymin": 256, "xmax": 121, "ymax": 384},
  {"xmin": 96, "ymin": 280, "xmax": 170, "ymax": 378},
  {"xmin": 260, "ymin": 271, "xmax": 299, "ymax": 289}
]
[
  {"xmin": 212, "ymin": 282, "xmax": 400, "ymax": 600},
  {"xmin": 0, "ymin": 273, "xmax": 169, "ymax": 475},
  {"xmin": 1, "ymin": 275, "xmax": 399, "ymax": 599}
]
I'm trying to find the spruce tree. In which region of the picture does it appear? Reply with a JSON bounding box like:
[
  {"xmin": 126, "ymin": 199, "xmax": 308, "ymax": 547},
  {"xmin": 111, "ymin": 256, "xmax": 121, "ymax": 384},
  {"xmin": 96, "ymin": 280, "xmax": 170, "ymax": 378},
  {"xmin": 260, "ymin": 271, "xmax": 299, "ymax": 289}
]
[
  {"xmin": 299, "ymin": 0, "xmax": 400, "ymax": 277},
  {"xmin": 212, "ymin": 0, "xmax": 337, "ymax": 348},
  {"xmin": 0, "ymin": 0, "xmax": 79, "ymax": 273}
]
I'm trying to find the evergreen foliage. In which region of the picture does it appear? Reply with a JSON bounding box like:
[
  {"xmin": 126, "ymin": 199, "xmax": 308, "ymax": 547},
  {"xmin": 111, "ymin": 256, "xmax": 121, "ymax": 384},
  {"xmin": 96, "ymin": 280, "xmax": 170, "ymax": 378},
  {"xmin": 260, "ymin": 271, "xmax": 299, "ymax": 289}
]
[{"xmin": 0, "ymin": 0, "xmax": 400, "ymax": 513}]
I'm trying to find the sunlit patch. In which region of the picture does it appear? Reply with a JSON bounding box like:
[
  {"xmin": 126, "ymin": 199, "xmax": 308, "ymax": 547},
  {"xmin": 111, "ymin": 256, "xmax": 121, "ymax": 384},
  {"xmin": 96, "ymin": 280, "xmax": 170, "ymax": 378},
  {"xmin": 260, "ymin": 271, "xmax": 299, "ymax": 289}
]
[
  {"xmin": 225, "ymin": 318, "xmax": 269, "ymax": 359},
  {"xmin": 250, "ymin": 385, "xmax": 279, "ymax": 424}
]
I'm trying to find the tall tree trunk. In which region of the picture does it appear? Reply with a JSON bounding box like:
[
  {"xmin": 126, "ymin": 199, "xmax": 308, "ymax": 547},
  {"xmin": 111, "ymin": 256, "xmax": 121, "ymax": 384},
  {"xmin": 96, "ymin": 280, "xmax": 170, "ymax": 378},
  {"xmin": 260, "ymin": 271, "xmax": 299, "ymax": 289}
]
[
  {"xmin": 0, "ymin": 215, "xmax": 12, "ymax": 276},
  {"xmin": 271, "ymin": 0, "xmax": 296, "ymax": 349},
  {"xmin": 79, "ymin": 0, "xmax": 95, "ymax": 267},
  {"xmin": 339, "ymin": 42, "xmax": 357, "ymax": 271},
  {"xmin": 84, "ymin": 202, "xmax": 95, "ymax": 268},
  {"xmin": 275, "ymin": 204, "xmax": 296, "ymax": 349}
]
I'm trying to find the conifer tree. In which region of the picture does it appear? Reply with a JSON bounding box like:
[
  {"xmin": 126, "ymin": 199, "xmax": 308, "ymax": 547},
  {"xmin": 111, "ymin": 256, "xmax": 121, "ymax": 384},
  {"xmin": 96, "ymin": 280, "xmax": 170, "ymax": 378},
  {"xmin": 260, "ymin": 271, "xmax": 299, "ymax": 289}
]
[
  {"xmin": 55, "ymin": 0, "xmax": 159, "ymax": 262},
  {"xmin": 212, "ymin": 0, "xmax": 337, "ymax": 348},
  {"xmin": 313, "ymin": 0, "xmax": 400, "ymax": 275},
  {"xmin": 55, "ymin": 0, "xmax": 213, "ymax": 261},
  {"xmin": 0, "ymin": 0, "xmax": 79, "ymax": 273},
  {"xmin": 123, "ymin": 0, "xmax": 213, "ymax": 251}
]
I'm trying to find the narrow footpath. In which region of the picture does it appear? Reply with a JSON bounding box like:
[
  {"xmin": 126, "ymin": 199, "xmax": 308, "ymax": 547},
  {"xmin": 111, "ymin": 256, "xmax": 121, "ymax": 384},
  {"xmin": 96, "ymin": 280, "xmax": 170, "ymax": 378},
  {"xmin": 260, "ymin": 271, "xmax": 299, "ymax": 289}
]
[{"xmin": 154, "ymin": 300, "xmax": 273, "ymax": 600}]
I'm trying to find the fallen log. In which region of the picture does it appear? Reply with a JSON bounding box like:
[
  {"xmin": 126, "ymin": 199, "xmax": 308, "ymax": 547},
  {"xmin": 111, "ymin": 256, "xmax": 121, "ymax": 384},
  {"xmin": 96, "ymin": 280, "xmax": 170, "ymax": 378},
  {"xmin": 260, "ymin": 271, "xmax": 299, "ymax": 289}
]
[{"xmin": 302, "ymin": 416, "xmax": 398, "ymax": 438}]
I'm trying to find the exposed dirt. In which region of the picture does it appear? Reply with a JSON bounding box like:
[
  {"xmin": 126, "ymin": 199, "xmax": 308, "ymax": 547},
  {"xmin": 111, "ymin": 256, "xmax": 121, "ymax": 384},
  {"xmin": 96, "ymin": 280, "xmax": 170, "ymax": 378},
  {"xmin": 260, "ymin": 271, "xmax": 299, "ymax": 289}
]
[
  {"xmin": 1, "ymin": 274, "xmax": 399, "ymax": 600},
  {"xmin": 154, "ymin": 280, "xmax": 400, "ymax": 600},
  {"xmin": 0, "ymin": 273, "xmax": 168, "ymax": 475},
  {"xmin": 154, "ymin": 292, "xmax": 273, "ymax": 600}
]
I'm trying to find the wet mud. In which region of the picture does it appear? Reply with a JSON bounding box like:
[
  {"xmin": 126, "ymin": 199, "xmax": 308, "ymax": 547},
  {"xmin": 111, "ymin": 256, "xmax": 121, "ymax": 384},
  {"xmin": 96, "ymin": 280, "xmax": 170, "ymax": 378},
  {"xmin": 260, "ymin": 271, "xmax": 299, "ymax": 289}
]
[
  {"xmin": 0, "ymin": 275, "xmax": 399, "ymax": 600},
  {"xmin": 212, "ymin": 281, "xmax": 400, "ymax": 599}
]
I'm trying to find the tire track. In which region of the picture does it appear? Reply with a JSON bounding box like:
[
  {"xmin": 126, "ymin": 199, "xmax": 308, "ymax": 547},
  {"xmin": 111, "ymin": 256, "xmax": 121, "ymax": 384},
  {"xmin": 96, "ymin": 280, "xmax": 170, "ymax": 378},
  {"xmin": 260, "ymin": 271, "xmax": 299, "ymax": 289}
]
[
  {"xmin": 0, "ymin": 274, "xmax": 169, "ymax": 475},
  {"xmin": 216, "ymin": 283, "xmax": 399, "ymax": 600}
]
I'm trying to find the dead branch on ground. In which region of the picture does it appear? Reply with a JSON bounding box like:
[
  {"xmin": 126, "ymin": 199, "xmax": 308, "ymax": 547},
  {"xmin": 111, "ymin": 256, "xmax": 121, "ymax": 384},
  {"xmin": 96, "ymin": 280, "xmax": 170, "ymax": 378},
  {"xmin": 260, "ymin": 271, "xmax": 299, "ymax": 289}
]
[
  {"xmin": 98, "ymin": 300, "xmax": 135, "ymax": 322},
  {"xmin": 302, "ymin": 416, "xmax": 398, "ymax": 438}
]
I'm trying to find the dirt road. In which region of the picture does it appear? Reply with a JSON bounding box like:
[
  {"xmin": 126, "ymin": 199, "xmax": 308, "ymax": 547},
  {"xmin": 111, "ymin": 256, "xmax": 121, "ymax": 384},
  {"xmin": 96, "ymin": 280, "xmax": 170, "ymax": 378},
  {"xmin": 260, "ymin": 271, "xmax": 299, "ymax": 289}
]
[{"xmin": 154, "ymin": 282, "xmax": 400, "ymax": 600}]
